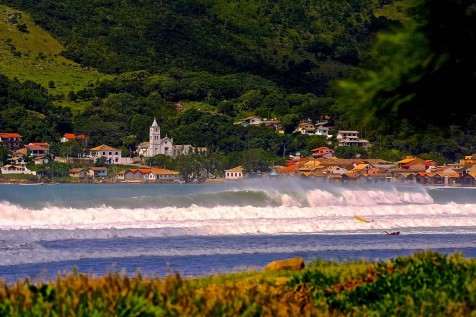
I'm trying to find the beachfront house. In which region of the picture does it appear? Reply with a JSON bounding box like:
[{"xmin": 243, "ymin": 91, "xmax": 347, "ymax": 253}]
[
  {"xmin": 87, "ymin": 167, "xmax": 109, "ymax": 179},
  {"xmin": 69, "ymin": 168, "xmax": 87, "ymax": 180},
  {"xmin": 224, "ymin": 166, "xmax": 244, "ymax": 179},
  {"xmin": 1, "ymin": 164, "xmax": 34, "ymax": 175}
]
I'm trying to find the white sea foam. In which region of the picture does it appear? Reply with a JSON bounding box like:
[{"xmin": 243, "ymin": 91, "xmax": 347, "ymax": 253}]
[{"xmin": 0, "ymin": 201, "xmax": 475, "ymax": 234}]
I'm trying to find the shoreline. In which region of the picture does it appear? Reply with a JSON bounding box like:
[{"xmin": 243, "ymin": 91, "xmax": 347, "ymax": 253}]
[
  {"xmin": 0, "ymin": 177, "xmax": 227, "ymax": 185},
  {"xmin": 0, "ymin": 176, "xmax": 474, "ymax": 186}
]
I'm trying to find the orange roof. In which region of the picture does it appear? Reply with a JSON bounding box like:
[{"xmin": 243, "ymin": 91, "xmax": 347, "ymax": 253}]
[
  {"xmin": 29, "ymin": 142, "xmax": 49, "ymax": 147},
  {"xmin": 0, "ymin": 133, "xmax": 22, "ymax": 138},
  {"xmin": 311, "ymin": 147, "xmax": 330, "ymax": 152},
  {"xmin": 25, "ymin": 144, "xmax": 47, "ymax": 151},
  {"xmin": 90, "ymin": 144, "xmax": 119, "ymax": 151},
  {"xmin": 89, "ymin": 167, "xmax": 108, "ymax": 171},
  {"xmin": 70, "ymin": 168, "xmax": 85, "ymax": 172},
  {"xmin": 15, "ymin": 148, "xmax": 28, "ymax": 155},
  {"xmin": 225, "ymin": 166, "xmax": 244, "ymax": 172},
  {"xmin": 63, "ymin": 133, "xmax": 76, "ymax": 139},
  {"xmin": 150, "ymin": 168, "xmax": 179, "ymax": 175},
  {"xmin": 283, "ymin": 165, "xmax": 298, "ymax": 171}
]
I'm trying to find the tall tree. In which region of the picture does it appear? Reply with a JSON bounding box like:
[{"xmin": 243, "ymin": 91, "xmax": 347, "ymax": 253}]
[{"xmin": 335, "ymin": 0, "xmax": 476, "ymax": 131}]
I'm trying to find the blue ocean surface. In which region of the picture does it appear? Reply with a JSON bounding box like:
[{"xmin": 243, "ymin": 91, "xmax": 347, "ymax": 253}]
[{"xmin": 0, "ymin": 180, "xmax": 475, "ymax": 284}]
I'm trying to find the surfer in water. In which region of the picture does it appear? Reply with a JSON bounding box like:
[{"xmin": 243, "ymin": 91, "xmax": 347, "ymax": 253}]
[{"xmin": 385, "ymin": 231, "xmax": 400, "ymax": 235}]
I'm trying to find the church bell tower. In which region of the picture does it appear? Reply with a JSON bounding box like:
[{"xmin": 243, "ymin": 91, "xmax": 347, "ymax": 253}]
[{"xmin": 148, "ymin": 118, "xmax": 161, "ymax": 157}]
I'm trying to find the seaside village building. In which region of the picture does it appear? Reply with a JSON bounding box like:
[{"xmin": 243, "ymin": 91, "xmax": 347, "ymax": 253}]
[
  {"xmin": 224, "ymin": 166, "xmax": 244, "ymax": 179},
  {"xmin": 116, "ymin": 167, "xmax": 181, "ymax": 183},
  {"xmin": 0, "ymin": 133, "xmax": 23, "ymax": 150},
  {"xmin": 336, "ymin": 130, "xmax": 370, "ymax": 148},
  {"xmin": 136, "ymin": 118, "xmax": 207, "ymax": 158},
  {"xmin": 89, "ymin": 145, "xmax": 122, "ymax": 164}
]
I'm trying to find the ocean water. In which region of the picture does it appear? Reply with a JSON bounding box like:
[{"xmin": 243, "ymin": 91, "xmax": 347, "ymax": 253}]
[{"xmin": 0, "ymin": 179, "xmax": 475, "ymax": 284}]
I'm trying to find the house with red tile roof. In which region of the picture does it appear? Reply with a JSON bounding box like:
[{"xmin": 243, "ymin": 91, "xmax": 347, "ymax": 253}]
[
  {"xmin": 311, "ymin": 146, "xmax": 334, "ymax": 159},
  {"xmin": 61, "ymin": 133, "xmax": 76, "ymax": 143},
  {"xmin": 117, "ymin": 169, "xmax": 145, "ymax": 182},
  {"xmin": 0, "ymin": 133, "xmax": 22, "ymax": 150},
  {"xmin": 60, "ymin": 133, "xmax": 89, "ymax": 143},
  {"xmin": 28, "ymin": 142, "xmax": 50, "ymax": 149},
  {"xmin": 24, "ymin": 144, "xmax": 48, "ymax": 157},
  {"xmin": 145, "ymin": 168, "xmax": 181, "ymax": 182}
]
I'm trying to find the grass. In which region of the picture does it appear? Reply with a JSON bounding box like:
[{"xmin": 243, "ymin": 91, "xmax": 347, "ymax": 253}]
[
  {"xmin": 0, "ymin": 251, "xmax": 475, "ymax": 316},
  {"xmin": 0, "ymin": 4, "xmax": 113, "ymax": 111}
]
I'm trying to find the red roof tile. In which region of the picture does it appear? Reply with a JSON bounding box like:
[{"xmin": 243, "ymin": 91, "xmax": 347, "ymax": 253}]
[{"xmin": 0, "ymin": 133, "xmax": 22, "ymax": 138}]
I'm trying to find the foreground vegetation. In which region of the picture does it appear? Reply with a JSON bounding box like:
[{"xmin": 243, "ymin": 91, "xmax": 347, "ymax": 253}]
[{"xmin": 0, "ymin": 251, "xmax": 475, "ymax": 316}]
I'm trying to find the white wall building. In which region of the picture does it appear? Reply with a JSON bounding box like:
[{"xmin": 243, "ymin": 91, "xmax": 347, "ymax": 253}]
[
  {"xmin": 224, "ymin": 166, "xmax": 244, "ymax": 179},
  {"xmin": 137, "ymin": 118, "xmax": 206, "ymax": 158},
  {"xmin": 90, "ymin": 145, "xmax": 122, "ymax": 164},
  {"xmin": 1, "ymin": 165, "xmax": 35, "ymax": 175},
  {"xmin": 336, "ymin": 130, "xmax": 370, "ymax": 148}
]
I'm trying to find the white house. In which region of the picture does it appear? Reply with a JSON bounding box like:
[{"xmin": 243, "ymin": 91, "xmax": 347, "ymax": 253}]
[
  {"xmin": 225, "ymin": 166, "xmax": 244, "ymax": 179},
  {"xmin": 1, "ymin": 164, "xmax": 35, "ymax": 175},
  {"xmin": 34, "ymin": 156, "xmax": 49, "ymax": 165},
  {"xmin": 315, "ymin": 126, "xmax": 329, "ymax": 137},
  {"xmin": 146, "ymin": 168, "xmax": 181, "ymax": 182},
  {"xmin": 336, "ymin": 130, "xmax": 370, "ymax": 148},
  {"xmin": 90, "ymin": 145, "xmax": 121, "ymax": 164},
  {"xmin": 240, "ymin": 116, "xmax": 263, "ymax": 126},
  {"xmin": 327, "ymin": 166, "xmax": 348, "ymax": 175}
]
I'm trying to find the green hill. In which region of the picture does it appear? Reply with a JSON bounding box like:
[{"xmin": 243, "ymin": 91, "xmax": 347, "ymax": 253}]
[
  {"xmin": 1, "ymin": 0, "xmax": 406, "ymax": 95},
  {"xmin": 0, "ymin": 4, "xmax": 112, "ymax": 111},
  {"xmin": 0, "ymin": 0, "xmax": 474, "ymax": 164}
]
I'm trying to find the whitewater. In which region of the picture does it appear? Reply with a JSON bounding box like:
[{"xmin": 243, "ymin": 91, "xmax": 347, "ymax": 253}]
[{"xmin": 0, "ymin": 180, "xmax": 475, "ymax": 283}]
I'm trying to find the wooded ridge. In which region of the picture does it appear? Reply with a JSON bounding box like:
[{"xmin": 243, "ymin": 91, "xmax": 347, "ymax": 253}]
[{"xmin": 0, "ymin": 0, "xmax": 474, "ymax": 165}]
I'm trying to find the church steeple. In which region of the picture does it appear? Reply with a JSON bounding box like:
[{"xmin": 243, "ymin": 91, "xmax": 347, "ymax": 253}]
[
  {"xmin": 150, "ymin": 117, "xmax": 159, "ymax": 132},
  {"xmin": 149, "ymin": 117, "xmax": 161, "ymax": 156}
]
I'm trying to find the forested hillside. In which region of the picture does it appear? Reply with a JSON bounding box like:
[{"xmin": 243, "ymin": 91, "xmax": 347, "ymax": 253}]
[
  {"xmin": 0, "ymin": 0, "xmax": 404, "ymax": 94},
  {"xmin": 0, "ymin": 0, "xmax": 475, "ymax": 165}
]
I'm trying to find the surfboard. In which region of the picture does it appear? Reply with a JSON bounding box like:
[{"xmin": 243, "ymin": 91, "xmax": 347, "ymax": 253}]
[{"xmin": 354, "ymin": 215, "xmax": 370, "ymax": 223}]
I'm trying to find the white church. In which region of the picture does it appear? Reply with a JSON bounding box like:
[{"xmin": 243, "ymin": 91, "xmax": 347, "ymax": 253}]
[{"xmin": 136, "ymin": 118, "xmax": 206, "ymax": 158}]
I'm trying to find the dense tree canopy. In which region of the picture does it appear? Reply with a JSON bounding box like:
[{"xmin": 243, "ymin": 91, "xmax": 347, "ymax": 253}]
[{"xmin": 0, "ymin": 0, "xmax": 475, "ymax": 164}]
